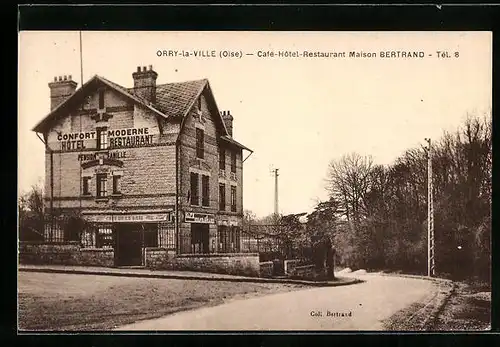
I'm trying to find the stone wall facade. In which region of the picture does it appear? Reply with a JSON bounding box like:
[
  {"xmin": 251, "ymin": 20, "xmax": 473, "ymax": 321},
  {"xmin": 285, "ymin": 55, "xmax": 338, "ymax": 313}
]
[
  {"xmin": 162, "ymin": 253, "xmax": 260, "ymax": 277},
  {"xmin": 259, "ymin": 261, "xmax": 274, "ymax": 278},
  {"xmin": 144, "ymin": 248, "xmax": 176, "ymax": 269},
  {"xmin": 19, "ymin": 242, "xmax": 259, "ymax": 277}
]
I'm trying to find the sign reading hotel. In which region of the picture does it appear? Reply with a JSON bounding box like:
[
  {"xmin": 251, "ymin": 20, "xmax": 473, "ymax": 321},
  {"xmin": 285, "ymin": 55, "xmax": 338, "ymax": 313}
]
[
  {"xmin": 185, "ymin": 212, "xmax": 216, "ymax": 224},
  {"xmin": 57, "ymin": 127, "xmax": 154, "ymax": 151}
]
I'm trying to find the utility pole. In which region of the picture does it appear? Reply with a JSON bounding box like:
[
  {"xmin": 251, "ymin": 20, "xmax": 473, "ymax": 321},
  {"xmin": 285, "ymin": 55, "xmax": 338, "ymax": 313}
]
[
  {"xmin": 424, "ymin": 138, "xmax": 435, "ymax": 277},
  {"xmin": 79, "ymin": 31, "xmax": 84, "ymax": 212},
  {"xmin": 270, "ymin": 167, "xmax": 279, "ymax": 221},
  {"xmin": 274, "ymin": 168, "xmax": 279, "ymax": 217}
]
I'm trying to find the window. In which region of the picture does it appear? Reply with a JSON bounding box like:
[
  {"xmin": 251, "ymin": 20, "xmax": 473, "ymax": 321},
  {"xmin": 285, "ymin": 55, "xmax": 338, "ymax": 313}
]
[
  {"xmin": 97, "ymin": 226, "xmax": 113, "ymax": 248},
  {"xmin": 112, "ymin": 175, "xmax": 121, "ymax": 194},
  {"xmin": 219, "ymin": 148, "xmax": 226, "ymax": 170},
  {"xmin": 191, "ymin": 224, "xmax": 209, "ymax": 254},
  {"xmin": 219, "ymin": 183, "xmax": 226, "ymax": 211},
  {"xmin": 96, "ymin": 173, "xmax": 107, "ymax": 198},
  {"xmin": 218, "ymin": 226, "xmax": 241, "ymax": 253},
  {"xmin": 196, "ymin": 128, "xmax": 204, "ymax": 159},
  {"xmin": 82, "ymin": 177, "xmax": 91, "ymax": 195},
  {"xmin": 190, "ymin": 172, "xmax": 199, "ymax": 205},
  {"xmin": 231, "ymin": 186, "xmax": 237, "ymax": 212},
  {"xmin": 80, "ymin": 228, "xmax": 96, "ymax": 248},
  {"xmin": 230, "ymin": 151, "xmax": 236, "ymax": 173},
  {"xmin": 143, "ymin": 224, "xmax": 158, "ymax": 248},
  {"xmin": 202, "ymin": 175, "xmax": 210, "ymax": 207},
  {"xmin": 98, "ymin": 89, "xmax": 105, "ymax": 109},
  {"xmin": 96, "ymin": 127, "xmax": 108, "ymax": 150},
  {"xmin": 158, "ymin": 223, "xmax": 175, "ymax": 249}
]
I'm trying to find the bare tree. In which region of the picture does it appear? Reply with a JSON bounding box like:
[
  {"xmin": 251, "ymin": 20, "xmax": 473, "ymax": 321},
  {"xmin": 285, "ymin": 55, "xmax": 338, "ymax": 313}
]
[{"xmin": 326, "ymin": 152, "xmax": 374, "ymax": 223}]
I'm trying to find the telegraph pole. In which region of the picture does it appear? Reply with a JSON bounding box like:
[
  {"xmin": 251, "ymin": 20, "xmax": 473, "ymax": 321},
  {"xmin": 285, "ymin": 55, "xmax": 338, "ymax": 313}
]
[
  {"xmin": 270, "ymin": 167, "xmax": 279, "ymax": 221},
  {"xmin": 273, "ymin": 168, "xmax": 279, "ymax": 217},
  {"xmin": 424, "ymin": 138, "xmax": 435, "ymax": 277}
]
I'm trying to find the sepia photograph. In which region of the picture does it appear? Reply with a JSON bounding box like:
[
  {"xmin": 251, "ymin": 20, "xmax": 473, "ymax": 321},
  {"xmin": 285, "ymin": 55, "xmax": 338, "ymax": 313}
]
[{"xmin": 18, "ymin": 31, "xmax": 491, "ymax": 332}]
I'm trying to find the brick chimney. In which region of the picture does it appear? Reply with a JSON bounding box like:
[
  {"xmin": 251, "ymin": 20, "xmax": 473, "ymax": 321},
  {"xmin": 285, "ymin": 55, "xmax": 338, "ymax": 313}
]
[
  {"xmin": 221, "ymin": 110, "xmax": 233, "ymax": 137},
  {"xmin": 48, "ymin": 75, "xmax": 78, "ymax": 111},
  {"xmin": 132, "ymin": 65, "xmax": 158, "ymax": 104}
]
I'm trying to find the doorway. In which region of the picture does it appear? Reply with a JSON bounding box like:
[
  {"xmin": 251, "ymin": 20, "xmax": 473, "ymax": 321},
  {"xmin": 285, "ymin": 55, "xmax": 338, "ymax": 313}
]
[
  {"xmin": 191, "ymin": 224, "xmax": 209, "ymax": 254},
  {"xmin": 115, "ymin": 223, "xmax": 143, "ymax": 266}
]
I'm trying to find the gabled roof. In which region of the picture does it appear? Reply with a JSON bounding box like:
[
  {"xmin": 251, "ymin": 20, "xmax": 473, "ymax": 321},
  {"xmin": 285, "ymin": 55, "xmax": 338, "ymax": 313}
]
[
  {"xmin": 32, "ymin": 75, "xmax": 169, "ymax": 133},
  {"xmin": 128, "ymin": 79, "xmax": 208, "ymax": 120},
  {"xmin": 32, "ymin": 74, "xmax": 252, "ymax": 152}
]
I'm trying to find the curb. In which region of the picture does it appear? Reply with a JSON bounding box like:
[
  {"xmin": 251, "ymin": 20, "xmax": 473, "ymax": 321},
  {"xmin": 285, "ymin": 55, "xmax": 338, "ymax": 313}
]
[{"xmin": 19, "ymin": 267, "xmax": 363, "ymax": 287}]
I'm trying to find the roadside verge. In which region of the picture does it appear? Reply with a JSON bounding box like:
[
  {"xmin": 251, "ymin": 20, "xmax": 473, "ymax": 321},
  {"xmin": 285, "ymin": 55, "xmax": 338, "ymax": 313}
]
[{"xmin": 18, "ymin": 265, "xmax": 363, "ymax": 287}]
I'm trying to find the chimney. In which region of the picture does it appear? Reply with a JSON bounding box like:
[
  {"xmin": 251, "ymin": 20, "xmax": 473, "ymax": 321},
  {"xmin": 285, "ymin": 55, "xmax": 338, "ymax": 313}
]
[
  {"xmin": 48, "ymin": 75, "xmax": 78, "ymax": 110},
  {"xmin": 221, "ymin": 110, "xmax": 234, "ymax": 137},
  {"xmin": 132, "ymin": 64, "xmax": 158, "ymax": 104}
]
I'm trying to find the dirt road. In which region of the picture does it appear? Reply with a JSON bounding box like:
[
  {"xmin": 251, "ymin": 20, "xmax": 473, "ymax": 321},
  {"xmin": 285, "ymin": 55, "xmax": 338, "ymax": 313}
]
[{"xmin": 116, "ymin": 273, "xmax": 436, "ymax": 330}]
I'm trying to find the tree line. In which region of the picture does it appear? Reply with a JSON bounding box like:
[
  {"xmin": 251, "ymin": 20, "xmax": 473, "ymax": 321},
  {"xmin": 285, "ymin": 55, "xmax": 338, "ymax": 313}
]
[
  {"xmin": 321, "ymin": 114, "xmax": 491, "ymax": 280},
  {"xmin": 244, "ymin": 114, "xmax": 491, "ymax": 281}
]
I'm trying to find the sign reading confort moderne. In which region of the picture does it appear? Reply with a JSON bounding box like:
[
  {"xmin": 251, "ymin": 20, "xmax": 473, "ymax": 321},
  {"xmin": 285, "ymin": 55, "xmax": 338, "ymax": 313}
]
[{"xmin": 57, "ymin": 127, "xmax": 155, "ymax": 151}]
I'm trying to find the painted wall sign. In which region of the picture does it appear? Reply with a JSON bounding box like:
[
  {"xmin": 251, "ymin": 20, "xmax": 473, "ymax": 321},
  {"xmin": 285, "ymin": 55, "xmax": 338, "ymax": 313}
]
[
  {"xmin": 56, "ymin": 127, "xmax": 155, "ymax": 151},
  {"xmin": 108, "ymin": 128, "xmax": 154, "ymax": 149},
  {"xmin": 84, "ymin": 213, "xmax": 171, "ymax": 223},
  {"xmin": 78, "ymin": 151, "xmax": 126, "ymax": 162},
  {"xmin": 185, "ymin": 212, "xmax": 216, "ymax": 224}
]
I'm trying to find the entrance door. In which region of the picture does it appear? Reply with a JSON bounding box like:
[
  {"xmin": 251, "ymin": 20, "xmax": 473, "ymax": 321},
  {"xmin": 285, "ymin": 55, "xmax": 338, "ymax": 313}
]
[
  {"xmin": 116, "ymin": 224, "xmax": 143, "ymax": 266},
  {"xmin": 191, "ymin": 224, "xmax": 209, "ymax": 254}
]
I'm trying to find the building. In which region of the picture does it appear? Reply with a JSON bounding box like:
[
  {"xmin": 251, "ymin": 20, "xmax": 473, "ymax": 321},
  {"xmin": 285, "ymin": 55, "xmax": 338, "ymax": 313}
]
[{"xmin": 30, "ymin": 65, "xmax": 256, "ymax": 273}]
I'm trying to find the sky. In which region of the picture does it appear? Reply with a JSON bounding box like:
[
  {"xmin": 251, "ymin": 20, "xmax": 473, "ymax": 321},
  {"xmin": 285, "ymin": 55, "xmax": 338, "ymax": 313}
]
[{"xmin": 18, "ymin": 31, "xmax": 492, "ymax": 218}]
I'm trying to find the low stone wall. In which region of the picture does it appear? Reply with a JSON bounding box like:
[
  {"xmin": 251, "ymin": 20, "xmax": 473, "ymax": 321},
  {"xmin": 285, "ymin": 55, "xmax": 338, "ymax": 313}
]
[
  {"xmin": 260, "ymin": 261, "xmax": 274, "ymax": 278},
  {"xmin": 19, "ymin": 241, "xmax": 80, "ymax": 265},
  {"xmin": 75, "ymin": 248, "xmax": 114, "ymax": 267},
  {"xmin": 19, "ymin": 242, "xmax": 261, "ymax": 277},
  {"xmin": 19, "ymin": 241, "xmax": 114, "ymax": 267},
  {"xmin": 144, "ymin": 248, "xmax": 175, "ymax": 269},
  {"xmin": 162, "ymin": 253, "xmax": 260, "ymax": 277},
  {"xmin": 293, "ymin": 265, "xmax": 316, "ymax": 278},
  {"xmin": 284, "ymin": 260, "xmax": 299, "ymax": 275}
]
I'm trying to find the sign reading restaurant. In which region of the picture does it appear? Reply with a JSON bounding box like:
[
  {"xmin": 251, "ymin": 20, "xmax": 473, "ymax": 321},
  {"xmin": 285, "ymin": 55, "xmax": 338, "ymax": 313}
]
[{"xmin": 57, "ymin": 127, "xmax": 154, "ymax": 151}]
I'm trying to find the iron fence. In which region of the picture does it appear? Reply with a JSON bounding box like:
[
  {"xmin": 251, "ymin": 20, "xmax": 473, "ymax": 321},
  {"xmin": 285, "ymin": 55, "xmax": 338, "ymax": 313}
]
[{"xmin": 241, "ymin": 224, "xmax": 313, "ymax": 262}]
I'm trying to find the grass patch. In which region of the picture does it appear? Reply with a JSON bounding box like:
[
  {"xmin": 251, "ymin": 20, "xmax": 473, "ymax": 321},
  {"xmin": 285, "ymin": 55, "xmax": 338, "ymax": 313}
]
[
  {"xmin": 432, "ymin": 280, "xmax": 491, "ymax": 331},
  {"xmin": 18, "ymin": 272, "xmax": 307, "ymax": 331}
]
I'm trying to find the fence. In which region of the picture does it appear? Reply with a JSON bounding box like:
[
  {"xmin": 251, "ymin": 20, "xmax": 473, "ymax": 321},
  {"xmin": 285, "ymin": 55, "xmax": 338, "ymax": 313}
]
[
  {"xmin": 42, "ymin": 216, "xmax": 77, "ymax": 243},
  {"xmin": 241, "ymin": 224, "xmax": 312, "ymax": 262}
]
